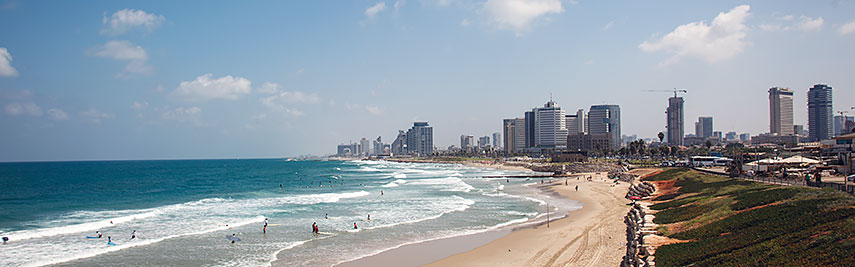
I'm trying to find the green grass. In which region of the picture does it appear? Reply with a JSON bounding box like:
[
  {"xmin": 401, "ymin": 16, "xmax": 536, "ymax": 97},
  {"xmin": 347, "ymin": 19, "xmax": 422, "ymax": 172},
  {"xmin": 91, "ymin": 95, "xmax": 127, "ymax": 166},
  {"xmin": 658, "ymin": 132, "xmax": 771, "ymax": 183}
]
[{"xmin": 645, "ymin": 169, "xmax": 855, "ymax": 267}]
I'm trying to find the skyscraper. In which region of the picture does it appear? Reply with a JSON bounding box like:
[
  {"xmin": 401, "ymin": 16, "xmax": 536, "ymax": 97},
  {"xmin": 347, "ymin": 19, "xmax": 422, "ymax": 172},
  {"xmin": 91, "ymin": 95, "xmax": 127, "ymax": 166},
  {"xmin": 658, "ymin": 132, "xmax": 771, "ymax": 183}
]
[
  {"xmin": 533, "ymin": 101, "xmax": 568, "ymax": 149},
  {"xmin": 514, "ymin": 118, "xmax": 526, "ymax": 152},
  {"xmin": 460, "ymin": 135, "xmax": 475, "ymax": 150},
  {"xmin": 834, "ymin": 115, "xmax": 854, "ymax": 136},
  {"xmin": 406, "ymin": 122, "xmax": 433, "ymax": 156},
  {"xmin": 503, "ymin": 119, "xmax": 517, "ymax": 153},
  {"xmin": 589, "ymin": 104, "xmax": 621, "ymax": 150},
  {"xmin": 478, "ymin": 136, "xmax": 491, "ymax": 148},
  {"xmin": 391, "ymin": 130, "xmax": 407, "ymax": 155},
  {"xmin": 666, "ymin": 97, "xmax": 684, "ymax": 146},
  {"xmin": 565, "ymin": 109, "xmax": 586, "ymax": 134},
  {"xmin": 524, "ymin": 111, "xmax": 536, "ymax": 148},
  {"xmin": 359, "ymin": 138, "xmax": 370, "ymax": 156},
  {"xmin": 695, "ymin": 117, "xmax": 713, "ymax": 138},
  {"xmin": 492, "ymin": 132, "xmax": 501, "ymax": 148},
  {"xmin": 769, "ymin": 87, "xmax": 794, "ymax": 136},
  {"xmin": 808, "ymin": 84, "xmax": 833, "ymax": 141}
]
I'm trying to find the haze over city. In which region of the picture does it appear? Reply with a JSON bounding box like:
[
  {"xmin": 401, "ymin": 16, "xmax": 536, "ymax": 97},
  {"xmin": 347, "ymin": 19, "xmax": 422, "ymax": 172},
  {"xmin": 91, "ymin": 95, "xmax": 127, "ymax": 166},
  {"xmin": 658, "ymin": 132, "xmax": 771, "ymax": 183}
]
[{"xmin": 1, "ymin": 0, "xmax": 854, "ymax": 161}]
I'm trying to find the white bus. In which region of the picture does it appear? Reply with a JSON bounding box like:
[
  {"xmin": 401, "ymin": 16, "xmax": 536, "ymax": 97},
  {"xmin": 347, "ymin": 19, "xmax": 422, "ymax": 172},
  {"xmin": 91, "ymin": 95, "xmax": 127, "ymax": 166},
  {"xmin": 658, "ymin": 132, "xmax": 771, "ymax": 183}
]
[{"xmin": 690, "ymin": 156, "xmax": 733, "ymax": 167}]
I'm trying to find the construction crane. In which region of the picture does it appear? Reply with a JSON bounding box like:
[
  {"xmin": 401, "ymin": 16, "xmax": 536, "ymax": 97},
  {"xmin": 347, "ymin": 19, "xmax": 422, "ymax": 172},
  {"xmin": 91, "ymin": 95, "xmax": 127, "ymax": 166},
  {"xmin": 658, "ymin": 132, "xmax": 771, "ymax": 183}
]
[{"xmin": 642, "ymin": 88, "xmax": 688, "ymax": 98}]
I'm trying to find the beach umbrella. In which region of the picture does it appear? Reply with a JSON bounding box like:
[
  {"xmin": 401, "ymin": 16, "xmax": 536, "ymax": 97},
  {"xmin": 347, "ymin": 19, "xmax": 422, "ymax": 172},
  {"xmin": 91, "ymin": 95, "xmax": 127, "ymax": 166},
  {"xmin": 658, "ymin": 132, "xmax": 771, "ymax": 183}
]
[{"xmin": 630, "ymin": 196, "xmax": 641, "ymax": 200}]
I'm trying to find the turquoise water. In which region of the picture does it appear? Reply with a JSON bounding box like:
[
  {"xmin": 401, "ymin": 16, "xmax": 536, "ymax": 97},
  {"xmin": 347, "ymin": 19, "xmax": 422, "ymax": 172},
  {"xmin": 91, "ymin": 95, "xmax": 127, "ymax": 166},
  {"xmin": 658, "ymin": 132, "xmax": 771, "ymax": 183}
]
[{"xmin": 0, "ymin": 159, "xmax": 580, "ymax": 266}]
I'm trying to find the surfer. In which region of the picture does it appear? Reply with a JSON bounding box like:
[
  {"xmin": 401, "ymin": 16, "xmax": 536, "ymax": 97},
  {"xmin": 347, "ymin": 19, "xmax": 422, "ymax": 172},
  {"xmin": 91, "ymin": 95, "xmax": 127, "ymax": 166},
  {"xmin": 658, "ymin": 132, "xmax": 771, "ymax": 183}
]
[
  {"xmin": 367, "ymin": 214, "xmax": 371, "ymax": 221},
  {"xmin": 353, "ymin": 223, "xmax": 358, "ymax": 229},
  {"xmin": 107, "ymin": 236, "xmax": 112, "ymax": 244},
  {"xmin": 325, "ymin": 213, "xmax": 328, "ymax": 219},
  {"xmin": 97, "ymin": 231, "xmax": 102, "ymax": 238},
  {"xmin": 231, "ymin": 233, "xmax": 237, "ymax": 244},
  {"xmin": 131, "ymin": 230, "xmax": 136, "ymax": 239}
]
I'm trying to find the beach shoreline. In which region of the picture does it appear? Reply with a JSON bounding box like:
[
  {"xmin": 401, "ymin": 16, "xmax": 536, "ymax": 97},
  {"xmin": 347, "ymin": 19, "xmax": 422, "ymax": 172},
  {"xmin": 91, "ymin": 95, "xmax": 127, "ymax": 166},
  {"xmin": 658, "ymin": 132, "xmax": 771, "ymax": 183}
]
[{"xmin": 335, "ymin": 172, "xmax": 632, "ymax": 267}]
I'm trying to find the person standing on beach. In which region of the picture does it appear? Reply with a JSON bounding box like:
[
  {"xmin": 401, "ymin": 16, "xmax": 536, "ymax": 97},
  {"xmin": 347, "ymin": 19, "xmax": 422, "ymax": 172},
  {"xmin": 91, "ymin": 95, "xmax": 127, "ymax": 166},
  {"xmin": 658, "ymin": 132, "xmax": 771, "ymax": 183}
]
[
  {"xmin": 353, "ymin": 223, "xmax": 358, "ymax": 229},
  {"xmin": 575, "ymin": 185, "xmax": 578, "ymax": 191}
]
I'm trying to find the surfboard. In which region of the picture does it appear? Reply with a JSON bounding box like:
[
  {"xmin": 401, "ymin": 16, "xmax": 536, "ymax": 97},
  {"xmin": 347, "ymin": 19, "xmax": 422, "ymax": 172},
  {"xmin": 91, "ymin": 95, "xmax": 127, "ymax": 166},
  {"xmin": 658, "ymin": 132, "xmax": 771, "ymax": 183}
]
[
  {"xmin": 360, "ymin": 219, "xmax": 372, "ymax": 221},
  {"xmin": 267, "ymin": 224, "xmax": 280, "ymax": 226},
  {"xmin": 107, "ymin": 242, "xmax": 117, "ymax": 246},
  {"xmin": 314, "ymin": 231, "xmax": 333, "ymax": 235},
  {"xmin": 86, "ymin": 236, "xmax": 100, "ymax": 239}
]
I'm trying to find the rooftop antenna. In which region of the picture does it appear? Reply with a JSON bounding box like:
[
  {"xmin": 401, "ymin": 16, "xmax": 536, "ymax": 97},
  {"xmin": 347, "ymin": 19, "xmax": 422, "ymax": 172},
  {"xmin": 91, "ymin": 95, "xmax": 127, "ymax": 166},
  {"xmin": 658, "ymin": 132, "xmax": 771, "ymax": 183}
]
[{"xmin": 550, "ymin": 92, "xmax": 553, "ymax": 102}]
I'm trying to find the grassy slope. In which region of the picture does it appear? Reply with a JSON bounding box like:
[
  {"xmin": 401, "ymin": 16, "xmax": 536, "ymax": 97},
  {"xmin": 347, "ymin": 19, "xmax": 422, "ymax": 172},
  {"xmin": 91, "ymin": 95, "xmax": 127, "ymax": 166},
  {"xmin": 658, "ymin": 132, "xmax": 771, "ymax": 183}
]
[{"xmin": 645, "ymin": 169, "xmax": 855, "ymax": 267}]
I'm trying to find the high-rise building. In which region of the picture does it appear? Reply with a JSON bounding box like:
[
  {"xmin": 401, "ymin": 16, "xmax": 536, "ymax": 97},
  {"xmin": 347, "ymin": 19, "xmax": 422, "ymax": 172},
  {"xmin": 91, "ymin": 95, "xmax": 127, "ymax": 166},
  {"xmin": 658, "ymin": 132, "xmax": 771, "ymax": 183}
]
[
  {"xmin": 565, "ymin": 109, "xmax": 586, "ymax": 134},
  {"xmin": 713, "ymin": 131, "xmax": 722, "ymax": 139},
  {"xmin": 533, "ymin": 101, "xmax": 568, "ymax": 149},
  {"xmin": 460, "ymin": 135, "xmax": 475, "ymax": 150},
  {"xmin": 589, "ymin": 104, "xmax": 621, "ymax": 150},
  {"xmin": 739, "ymin": 133, "xmax": 751, "ymax": 141},
  {"xmin": 359, "ymin": 138, "xmax": 370, "ymax": 156},
  {"xmin": 725, "ymin": 132, "xmax": 737, "ymax": 141},
  {"xmin": 808, "ymin": 84, "xmax": 833, "ymax": 141},
  {"xmin": 391, "ymin": 130, "xmax": 407, "ymax": 155},
  {"xmin": 666, "ymin": 96, "xmax": 684, "ymax": 146},
  {"xmin": 524, "ymin": 111, "xmax": 536, "ymax": 148},
  {"xmin": 478, "ymin": 136, "xmax": 491, "ymax": 148},
  {"xmin": 769, "ymin": 87, "xmax": 794, "ymax": 136},
  {"xmin": 373, "ymin": 136, "xmax": 384, "ymax": 155},
  {"xmin": 695, "ymin": 117, "xmax": 713, "ymax": 138},
  {"xmin": 834, "ymin": 115, "xmax": 854, "ymax": 136},
  {"xmin": 503, "ymin": 119, "xmax": 517, "ymax": 153},
  {"xmin": 514, "ymin": 118, "xmax": 526, "ymax": 152},
  {"xmin": 406, "ymin": 122, "xmax": 433, "ymax": 156},
  {"xmin": 492, "ymin": 132, "xmax": 501, "ymax": 148}
]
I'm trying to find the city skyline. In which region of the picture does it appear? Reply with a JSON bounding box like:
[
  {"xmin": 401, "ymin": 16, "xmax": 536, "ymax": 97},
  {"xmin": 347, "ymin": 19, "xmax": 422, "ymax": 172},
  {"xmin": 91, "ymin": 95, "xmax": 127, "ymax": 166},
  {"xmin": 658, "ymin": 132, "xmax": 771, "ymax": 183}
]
[{"xmin": 2, "ymin": 1, "xmax": 855, "ymax": 161}]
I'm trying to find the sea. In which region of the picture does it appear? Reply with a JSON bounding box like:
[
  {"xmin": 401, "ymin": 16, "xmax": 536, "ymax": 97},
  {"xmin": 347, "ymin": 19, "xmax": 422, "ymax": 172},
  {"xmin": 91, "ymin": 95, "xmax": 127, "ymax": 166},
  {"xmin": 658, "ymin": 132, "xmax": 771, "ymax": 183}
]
[{"xmin": 0, "ymin": 159, "xmax": 581, "ymax": 266}]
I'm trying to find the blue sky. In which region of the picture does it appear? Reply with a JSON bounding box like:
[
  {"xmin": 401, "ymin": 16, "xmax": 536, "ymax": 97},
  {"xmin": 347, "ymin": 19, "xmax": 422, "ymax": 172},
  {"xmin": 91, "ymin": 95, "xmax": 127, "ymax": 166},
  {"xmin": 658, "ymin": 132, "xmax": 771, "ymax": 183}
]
[{"xmin": 1, "ymin": 0, "xmax": 854, "ymax": 161}]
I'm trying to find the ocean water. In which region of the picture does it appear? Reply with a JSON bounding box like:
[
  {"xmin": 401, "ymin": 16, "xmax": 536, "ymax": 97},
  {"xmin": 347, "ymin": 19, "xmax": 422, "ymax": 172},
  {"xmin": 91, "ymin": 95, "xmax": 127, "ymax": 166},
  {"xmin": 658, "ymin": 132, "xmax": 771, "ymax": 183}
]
[{"xmin": 0, "ymin": 159, "xmax": 581, "ymax": 266}]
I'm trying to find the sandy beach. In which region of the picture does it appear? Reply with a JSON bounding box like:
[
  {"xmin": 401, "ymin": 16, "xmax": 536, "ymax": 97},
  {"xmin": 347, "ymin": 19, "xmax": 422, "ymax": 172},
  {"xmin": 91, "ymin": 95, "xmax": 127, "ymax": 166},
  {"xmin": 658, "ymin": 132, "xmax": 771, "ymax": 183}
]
[{"xmin": 339, "ymin": 172, "xmax": 632, "ymax": 267}]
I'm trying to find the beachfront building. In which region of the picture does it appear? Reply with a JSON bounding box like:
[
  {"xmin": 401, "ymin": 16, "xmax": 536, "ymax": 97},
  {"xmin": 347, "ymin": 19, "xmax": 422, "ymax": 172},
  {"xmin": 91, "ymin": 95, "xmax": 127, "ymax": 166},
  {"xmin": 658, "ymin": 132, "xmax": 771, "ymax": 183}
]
[
  {"xmin": 567, "ymin": 133, "xmax": 612, "ymax": 152},
  {"xmin": 666, "ymin": 96, "xmax": 684, "ymax": 146},
  {"xmin": 460, "ymin": 135, "xmax": 475, "ymax": 152},
  {"xmin": 808, "ymin": 84, "xmax": 833, "ymax": 141},
  {"xmin": 492, "ymin": 132, "xmax": 501, "ymax": 149},
  {"xmin": 533, "ymin": 101, "xmax": 569, "ymax": 149},
  {"xmin": 372, "ymin": 136, "xmax": 385, "ymax": 156},
  {"xmin": 769, "ymin": 87, "xmax": 795, "ymax": 136},
  {"xmin": 695, "ymin": 117, "xmax": 713, "ymax": 139},
  {"xmin": 565, "ymin": 109, "xmax": 587, "ymax": 134},
  {"xmin": 726, "ymin": 132, "xmax": 737, "ymax": 141},
  {"xmin": 524, "ymin": 111, "xmax": 536, "ymax": 149},
  {"xmin": 406, "ymin": 122, "xmax": 433, "ymax": 156},
  {"xmin": 589, "ymin": 104, "xmax": 621, "ymax": 150},
  {"xmin": 478, "ymin": 136, "xmax": 491, "ymax": 149},
  {"xmin": 503, "ymin": 119, "xmax": 518, "ymax": 153},
  {"xmin": 359, "ymin": 138, "xmax": 370, "ymax": 156},
  {"xmin": 391, "ymin": 130, "xmax": 407, "ymax": 155}
]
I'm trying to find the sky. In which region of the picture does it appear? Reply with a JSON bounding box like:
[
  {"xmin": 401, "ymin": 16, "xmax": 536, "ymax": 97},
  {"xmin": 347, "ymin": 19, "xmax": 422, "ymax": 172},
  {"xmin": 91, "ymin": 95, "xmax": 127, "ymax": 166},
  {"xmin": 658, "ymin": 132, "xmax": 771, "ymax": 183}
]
[{"xmin": 1, "ymin": 0, "xmax": 854, "ymax": 161}]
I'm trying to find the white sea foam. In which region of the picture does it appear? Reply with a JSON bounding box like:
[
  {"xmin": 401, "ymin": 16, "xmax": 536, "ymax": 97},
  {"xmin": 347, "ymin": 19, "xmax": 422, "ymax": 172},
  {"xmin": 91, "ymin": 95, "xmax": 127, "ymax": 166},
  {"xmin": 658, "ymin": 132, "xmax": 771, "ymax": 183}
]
[{"xmin": 380, "ymin": 179, "xmax": 407, "ymax": 188}]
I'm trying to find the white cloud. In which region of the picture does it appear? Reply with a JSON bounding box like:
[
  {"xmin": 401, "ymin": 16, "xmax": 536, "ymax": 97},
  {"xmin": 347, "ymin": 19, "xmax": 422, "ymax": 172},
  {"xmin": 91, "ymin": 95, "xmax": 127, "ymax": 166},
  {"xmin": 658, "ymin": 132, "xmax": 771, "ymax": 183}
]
[
  {"xmin": 102, "ymin": 9, "xmax": 165, "ymax": 35},
  {"xmin": 760, "ymin": 15, "xmax": 823, "ymax": 32},
  {"xmin": 365, "ymin": 2, "xmax": 386, "ymax": 18},
  {"xmin": 259, "ymin": 90, "xmax": 320, "ymax": 117},
  {"xmin": 0, "ymin": 47, "xmax": 19, "ymax": 77},
  {"xmin": 172, "ymin": 73, "xmax": 252, "ymax": 101},
  {"xmin": 80, "ymin": 108, "xmax": 115, "ymax": 124},
  {"xmin": 88, "ymin": 40, "xmax": 151, "ymax": 76},
  {"xmin": 461, "ymin": 18, "xmax": 471, "ymax": 26},
  {"xmin": 603, "ymin": 21, "xmax": 615, "ymax": 31},
  {"xmin": 295, "ymin": 68, "xmax": 305, "ymax": 76},
  {"xmin": 4, "ymin": 102, "xmax": 42, "ymax": 116},
  {"xmin": 639, "ymin": 5, "xmax": 750, "ymax": 65},
  {"xmin": 131, "ymin": 101, "xmax": 148, "ymax": 111},
  {"xmin": 161, "ymin": 106, "xmax": 201, "ymax": 123},
  {"xmin": 838, "ymin": 21, "xmax": 855, "ymax": 35},
  {"xmin": 47, "ymin": 108, "xmax": 68, "ymax": 120},
  {"xmin": 366, "ymin": 105, "xmax": 383, "ymax": 115},
  {"xmin": 258, "ymin": 82, "xmax": 280, "ymax": 94},
  {"xmin": 483, "ymin": 0, "xmax": 564, "ymax": 33}
]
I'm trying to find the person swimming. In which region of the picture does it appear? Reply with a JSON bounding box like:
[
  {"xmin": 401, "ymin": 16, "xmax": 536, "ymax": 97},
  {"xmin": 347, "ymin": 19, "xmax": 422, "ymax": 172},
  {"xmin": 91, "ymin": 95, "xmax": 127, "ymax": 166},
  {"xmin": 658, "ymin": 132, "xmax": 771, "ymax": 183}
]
[
  {"xmin": 325, "ymin": 213, "xmax": 328, "ymax": 219},
  {"xmin": 131, "ymin": 230, "xmax": 136, "ymax": 239}
]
